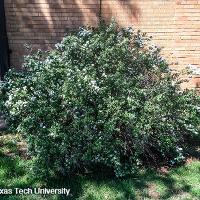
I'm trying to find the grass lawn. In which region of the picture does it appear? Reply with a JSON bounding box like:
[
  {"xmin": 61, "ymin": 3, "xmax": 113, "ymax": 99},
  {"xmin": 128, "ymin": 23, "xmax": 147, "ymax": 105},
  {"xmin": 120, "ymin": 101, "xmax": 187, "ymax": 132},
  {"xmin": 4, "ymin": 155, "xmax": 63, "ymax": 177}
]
[{"xmin": 0, "ymin": 133, "xmax": 199, "ymax": 200}]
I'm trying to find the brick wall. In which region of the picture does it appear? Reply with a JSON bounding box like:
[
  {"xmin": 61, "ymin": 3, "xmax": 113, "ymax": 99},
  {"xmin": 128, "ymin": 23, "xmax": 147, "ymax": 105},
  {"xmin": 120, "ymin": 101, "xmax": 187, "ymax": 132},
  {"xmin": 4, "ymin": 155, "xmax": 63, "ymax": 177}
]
[
  {"xmin": 4, "ymin": 0, "xmax": 200, "ymax": 88},
  {"xmin": 4, "ymin": 0, "xmax": 100, "ymax": 68}
]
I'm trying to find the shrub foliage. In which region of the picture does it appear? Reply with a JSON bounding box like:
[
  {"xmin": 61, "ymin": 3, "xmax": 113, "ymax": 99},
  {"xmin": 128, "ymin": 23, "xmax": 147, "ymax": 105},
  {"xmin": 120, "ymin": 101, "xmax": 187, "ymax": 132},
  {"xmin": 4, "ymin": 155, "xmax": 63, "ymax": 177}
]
[{"xmin": 1, "ymin": 22, "xmax": 200, "ymax": 177}]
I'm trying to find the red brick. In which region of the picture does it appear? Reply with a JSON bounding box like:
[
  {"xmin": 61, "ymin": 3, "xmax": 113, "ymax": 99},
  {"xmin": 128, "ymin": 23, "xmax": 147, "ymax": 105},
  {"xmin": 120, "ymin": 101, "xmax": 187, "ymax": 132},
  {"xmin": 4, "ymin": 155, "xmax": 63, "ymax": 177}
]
[{"xmin": 4, "ymin": 0, "xmax": 200, "ymax": 89}]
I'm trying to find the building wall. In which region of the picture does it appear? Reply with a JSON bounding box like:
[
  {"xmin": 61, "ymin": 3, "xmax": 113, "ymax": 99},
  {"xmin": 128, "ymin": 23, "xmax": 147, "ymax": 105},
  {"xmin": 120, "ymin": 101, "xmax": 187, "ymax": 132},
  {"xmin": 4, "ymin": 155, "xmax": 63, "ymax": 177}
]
[{"xmin": 4, "ymin": 0, "xmax": 200, "ymax": 88}]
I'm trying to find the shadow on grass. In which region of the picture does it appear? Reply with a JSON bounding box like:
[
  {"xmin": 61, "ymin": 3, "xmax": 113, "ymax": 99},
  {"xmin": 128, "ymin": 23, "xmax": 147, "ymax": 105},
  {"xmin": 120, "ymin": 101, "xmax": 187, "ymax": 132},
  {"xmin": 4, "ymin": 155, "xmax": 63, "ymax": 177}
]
[
  {"xmin": 0, "ymin": 152, "xmax": 199, "ymax": 200},
  {"xmin": 0, "ymin": 132, "xmax": 199, "ymax": 200},
  {"xmin": 43, "ymin": 164, "xmax": 198, "ymax": 200}
]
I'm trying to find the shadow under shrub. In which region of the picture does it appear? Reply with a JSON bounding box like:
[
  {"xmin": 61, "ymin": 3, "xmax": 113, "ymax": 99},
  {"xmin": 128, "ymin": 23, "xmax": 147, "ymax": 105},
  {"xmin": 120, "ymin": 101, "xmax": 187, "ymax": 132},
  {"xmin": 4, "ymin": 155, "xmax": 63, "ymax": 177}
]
[{"xmin": 1, "ymin": 21, "xmax": 200, "ymax": 178}]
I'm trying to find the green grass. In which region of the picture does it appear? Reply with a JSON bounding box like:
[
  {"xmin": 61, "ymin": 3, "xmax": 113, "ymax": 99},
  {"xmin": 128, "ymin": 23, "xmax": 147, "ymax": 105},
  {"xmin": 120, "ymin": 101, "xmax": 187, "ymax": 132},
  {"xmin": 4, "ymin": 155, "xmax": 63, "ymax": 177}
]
[{"xmin": 0, "ymin": 134, "xmax": 199, "ymax": 200}]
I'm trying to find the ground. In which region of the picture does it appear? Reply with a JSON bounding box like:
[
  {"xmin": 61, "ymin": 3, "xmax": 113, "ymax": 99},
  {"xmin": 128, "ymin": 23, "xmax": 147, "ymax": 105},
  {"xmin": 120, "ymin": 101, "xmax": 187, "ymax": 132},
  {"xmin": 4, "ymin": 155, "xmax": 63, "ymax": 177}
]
[{"xmin": 0, "ymin": 133, "xmax": 199, "ymax": 200}]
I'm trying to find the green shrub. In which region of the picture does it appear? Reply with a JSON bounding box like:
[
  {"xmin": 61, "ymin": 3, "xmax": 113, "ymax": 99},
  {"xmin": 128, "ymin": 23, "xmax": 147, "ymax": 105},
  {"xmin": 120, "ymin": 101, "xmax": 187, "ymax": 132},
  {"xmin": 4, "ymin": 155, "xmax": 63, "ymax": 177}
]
[{"xmin": 1, "ymin": 21, "xmax": 200, "ymax": 178}]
